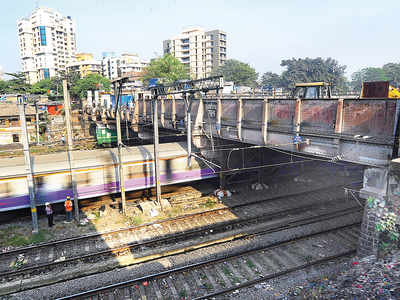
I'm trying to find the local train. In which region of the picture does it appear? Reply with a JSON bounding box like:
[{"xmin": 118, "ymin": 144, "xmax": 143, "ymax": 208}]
[{"xmin": 0, "ymin": 142, "xmax": 216, "ymax": 212}]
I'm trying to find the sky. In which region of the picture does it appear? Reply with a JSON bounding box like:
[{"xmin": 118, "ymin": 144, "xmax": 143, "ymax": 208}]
[{"xmin": 1, "ymin": 0, "xmax": 398, "ymax": 79}]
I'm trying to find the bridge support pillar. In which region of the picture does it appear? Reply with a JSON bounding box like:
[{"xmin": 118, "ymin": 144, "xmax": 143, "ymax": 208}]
[{"xmin": 358, "ymin": 166, "xmax": 400, "ymax": 257}]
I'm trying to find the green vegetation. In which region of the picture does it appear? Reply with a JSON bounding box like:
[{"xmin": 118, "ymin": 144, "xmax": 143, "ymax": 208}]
[
  {"xmin": 142, "ymin": 53, "xmax": 189, "ymax": 85},
  {"xmin": 0, "ymin": 226, "xmax": 53, "ymax": 247},
  {"xmin": 70, "ymin": 73, "xmax": 111, "ymax": 99},
  {"xmin": 0, "ymin": 71, "xmax": 109, "ymax": 103},
  {"xmin": 179, "ymin": 290, "xmax": 186, "ymax": 298},
  {"xmin": 213, "ymin": 59, "xmax": 258, "ymax": 87},
  {"xmin": 261, "ymin": 58, "xmax": 400, "ymax": 94},
  {"xmin": 246, "ymin": 259, "xmax": 255, "ymax": 269},
  {"xmin": 129, "ymin": 215, "xmax": 143, "ymax": 226},
  {"xmin": 203, "ymin": 198, "xmax": 217, "ymax": 209},
  {"xmin": 261, "ymin": 57, "xmax": 346, "ymax": 90}
]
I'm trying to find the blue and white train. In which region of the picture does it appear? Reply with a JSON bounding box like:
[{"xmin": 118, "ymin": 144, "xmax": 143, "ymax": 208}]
[{"xmin": 0, "ymin": 142, "xmax": 216, "ymax": 212}]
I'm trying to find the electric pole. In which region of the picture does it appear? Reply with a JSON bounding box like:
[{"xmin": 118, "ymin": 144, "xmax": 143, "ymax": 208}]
[
  {"xmin": 34, "ymin": 100, "xmax": 40, "ymax": 145},
  {"xmin": 184, "ymin": 92, "xmax": 194, "ymax": 168},
  {"xmin": 62, "ymin": 80, "xmax": 79, "ymax": 221},
  {"xmin": 149, "ymin": 76, "xmax": 223, "ymax": 208},
  {"xmin": 153, "ymin": 96, "xmax": 162, "ymax": 209},
  {"xmin": 113, "ymin": 77, "xmax": 128, "ymax": 215},
  {"xmin": 18, "ymin": 97, "xmax": 38, "ymax": 233}
]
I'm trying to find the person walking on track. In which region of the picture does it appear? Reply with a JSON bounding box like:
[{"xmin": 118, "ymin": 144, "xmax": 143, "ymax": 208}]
[
  {"xmin": 64, "ymin": 196, "xmax": 73, "ymax": 222},
  {"xmin": 45, "ymin": 202, "xmax": 54, "ymax": 227}
]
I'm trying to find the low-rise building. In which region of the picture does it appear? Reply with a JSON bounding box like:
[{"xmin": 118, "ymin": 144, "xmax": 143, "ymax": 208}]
[
  {"xmin": 101, "ymin": 53, "xmax": 148, "ymax": 80},
  {"xmin": 67, "ymin": 53, "xmax": 101, "ymax": 78},
  {"xmin": 0, "ymin": 104, "xmax": 39, "ymax": 144}
]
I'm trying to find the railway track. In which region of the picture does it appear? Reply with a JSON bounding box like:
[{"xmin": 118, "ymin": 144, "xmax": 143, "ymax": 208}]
[
  {"xmin": 0, "ymin": 182, "xmax": 358, "ymax": 275},
  {"xmin": 0, "ymin": 191, "xmax": 362, "ymax": 295},
  {"xmin": 57, "ymin": 224, "xmax": 360, "ymax": 300}
]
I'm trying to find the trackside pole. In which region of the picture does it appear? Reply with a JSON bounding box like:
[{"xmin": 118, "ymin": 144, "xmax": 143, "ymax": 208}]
[
  {"xmin": 114, "ymin": 83, "xmax": 127, "ymax": 215},
  {"xmin": 153, "ymin": 96, "xmax": 163, "ymax": 210},
  {"xmin": 18, "ymin": 98, "xmax": 38, "ymax": 233},
  {"xmin": 185, "ymin": 93, "xmax": 193, "ymax": 168},
  {"xmin": 63, "ymin": 80, "xmax": 79, "ymax": 221}
]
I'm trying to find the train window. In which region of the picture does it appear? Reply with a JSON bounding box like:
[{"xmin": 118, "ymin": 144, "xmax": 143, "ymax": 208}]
[
  {"xmin": 34, "ymin": 176, "xmax": 45, "ymax": 191},
  {"xmin": 76, "ymin": 172, "xmax": 90, "ymax": 185},
  {"xmin": 0, "ymin": 182, "xmax": 11, "ymax": 197},
  {"xmin": 63, "ymin": 174, "xmax": 72, "ymax": 189},
  {"xmin": 126, "ymin": 163, "xmax": 150, "ymax": 179},
  {"xmin": 103, "ymin": 167, "xmax": 116, "ymax": 183}
]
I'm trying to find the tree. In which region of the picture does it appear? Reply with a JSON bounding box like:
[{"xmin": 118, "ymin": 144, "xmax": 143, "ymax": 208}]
[
  {"xmin": 0, "ymin": 80, "xmax": 8, "ymax": 94},
  {"xmin": 142, "ymin": 54, "xmax": 189, "ymax": 85},
  {"xmin": 30, "ymin": 79, "xmax": 53, "ymax": 94},
  {"xmin": 351, "ymin": 67, "xmax": 389, "ymax": 92},
  {"xmin": 280, "ymin": 57, "xmax": 347, "ymax": 90},
  {"xmin": 70, "ymin": 73, "xmax": 111, "ymax": 99},
  {"xmin": 260, "ymin": 72, "xmax": 283, "ymax": 88},
  {"xmin": 382, "ymin": 63, "xmax": 400, "ymax": 87},
  {"xmin": 213, "ymin": 59, "xmax": 258, "ymax": 87},
  {"xmin": 5, "ymin": 72, "xmax": 31, "ymax": 94}
]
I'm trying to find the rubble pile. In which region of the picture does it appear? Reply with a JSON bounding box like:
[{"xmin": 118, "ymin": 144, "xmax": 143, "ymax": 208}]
[{"xmin": 287, "ymin": 252, "xmax": 400, "ymax": 299}]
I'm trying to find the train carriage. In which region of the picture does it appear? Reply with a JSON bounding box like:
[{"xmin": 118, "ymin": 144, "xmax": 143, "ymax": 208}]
[{"xmin": 0, "ymin": 142, "xmax": 216, "ymax": 212}]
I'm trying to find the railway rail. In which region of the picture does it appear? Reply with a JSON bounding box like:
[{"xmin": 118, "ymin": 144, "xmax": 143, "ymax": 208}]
[
  {"xmin": 58, "ymin": 223, "xmax": 360, "ymax": 300},
  {"xmin": 0, "ymin": 186, "xmax": 362, "ymax": 295},
  {"xmin": 0, "ymin": 181, "xmax": 359, "ymax": 274}
]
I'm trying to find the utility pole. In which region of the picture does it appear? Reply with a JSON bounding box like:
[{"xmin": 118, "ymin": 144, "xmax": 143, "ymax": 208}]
[
  {"xmin": 18, "ymin": 97, "xmax": 38, "ymax": 233},
  {"xmin": 184, "ymin": 93, "xmax": 194, "ymax": 168},
  {"xmin": 34, "ymin": 100, "xmax": 40, "ymax": 145},
  {"xmin": 149, "ymin": 76, "xmax": 223, "ymax": 172},
  {"xmin": 62, "ymin": 80, "xmax": 79, "ymax": 221},
  {"xmin": 113, "ymin": 77, "xmax": 128, "ymax": 215},
  {"xmin": 153, "ymin": 96, "xmax": 162, "ymax": 209}
]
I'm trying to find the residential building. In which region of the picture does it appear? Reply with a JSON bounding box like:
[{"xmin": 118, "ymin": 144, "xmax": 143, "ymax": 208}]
[
  {"xmin": 17, "ymin": 7, "xmax": 77, "ymax": 84},
  {"xmin": 163, "ymin": 27, "xmax": 227, "ymax": 79},
  {"xmin": 67, "ymin": 53, "xmax": 101, "ymax": 78},
  {"xmin": 101, "ymin": 53, "xmax": 148, "ymax": 80}
]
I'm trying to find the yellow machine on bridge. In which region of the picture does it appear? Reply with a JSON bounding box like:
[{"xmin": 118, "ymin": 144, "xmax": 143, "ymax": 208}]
[{"xmin": 292, "ymin": 82, "xmax": 332, "ymax": 99}]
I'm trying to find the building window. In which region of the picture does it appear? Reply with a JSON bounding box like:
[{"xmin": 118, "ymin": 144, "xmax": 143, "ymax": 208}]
[
  {"xmin": 39, "ymin": 26, "xmax": 47, "ymax": 45},
  {"xmin": 44, "ymin": 68, "xmax": 50, "ymax": 79}
]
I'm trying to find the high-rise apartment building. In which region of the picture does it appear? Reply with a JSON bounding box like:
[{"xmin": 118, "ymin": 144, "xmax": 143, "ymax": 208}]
[
  {"xmin": 17, "ymin": 7, "xmax": 77, "ymax": 84},
  {"xmin": 163, "ymin": 27, "xmax": 227, "ymax": 79}
]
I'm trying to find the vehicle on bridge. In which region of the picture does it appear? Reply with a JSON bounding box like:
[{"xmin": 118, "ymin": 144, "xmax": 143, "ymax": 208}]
[
  {"xmin": 0, "ymin": 142, "xmax": 216, "ymax": 212},
  {"xmin": 292, "ymin": 82, "xmax": 332, "ymax": 99}
]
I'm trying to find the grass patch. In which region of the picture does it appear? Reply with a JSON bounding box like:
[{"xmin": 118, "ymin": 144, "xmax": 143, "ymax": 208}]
[
  {"xmin": 0, "ymin": 226, "xmax": 53, "ymax": 248},
  {"xmin": 93, "ymin": 211, "xmax": 101, "ymax": 219},
  {"xmin": 179, "ymin": 290, "xmax": 186, "ymax": 298},
  {"xmin": 203, "ymin": 198, "xmax": 216, "ymax": 209},
  {"xmin": 223, "ymin": 266, "xmax": 231, "ymax": 277},
  {"xmin": 129, "ymin": 215, "xmax": 143, "ymax": 226},
  {"xmin": 246, "ymin": 259, "xmax": 255, "ymax": 269},
  {"xmin": 165, "ymin": 207, "xmax": 183, "ymax": 218}
]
